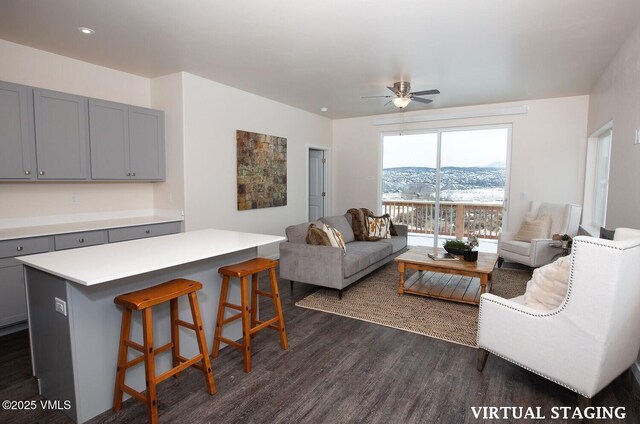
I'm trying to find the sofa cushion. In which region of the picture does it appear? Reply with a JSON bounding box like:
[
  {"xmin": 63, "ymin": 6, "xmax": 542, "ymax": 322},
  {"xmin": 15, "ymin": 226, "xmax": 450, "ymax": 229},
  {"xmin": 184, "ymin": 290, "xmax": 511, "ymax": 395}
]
[
  {"xmin": 378, "ymin": 236, "xmax": 407, "ymax": 254},
  {"xmin": 342, "ymin": 241, "xmax": 392, "ymax": 278},
  {"xmin": 524, "ymin": 255, "xmax": 571, "ymax": 310},
  {"xmin": 322, "ymin": 215, "xmax": 355, "ymax": 243},
  {"xmin": 500, "ymin": 240, "xmax": 531, "ymax": 256},
  {"xmin": 305, "ymin": 224, "xmax": 331, "ymax": 246},
  {"xmin": 514, "ymin": 213, "xmax": 551, "ymax": 242},
  {"xmin": 286, "ymin": 220, "xmax": 324, "ymax": 244}
]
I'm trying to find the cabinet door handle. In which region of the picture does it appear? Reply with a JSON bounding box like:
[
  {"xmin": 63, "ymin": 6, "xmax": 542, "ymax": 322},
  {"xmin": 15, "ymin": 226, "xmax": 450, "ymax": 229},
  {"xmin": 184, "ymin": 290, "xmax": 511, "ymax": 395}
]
[
  {"xmin": 25, "ymin": 170, "xmax": 31, "ymax": 175},
  {"xmin": 16, "ymin": 246, "xmax": 23, "ymax": 252},
  {"xmin": 38, "ymin": 171, "xmax": 45, "ymax": 176},
  {"xmin": 126, "ymin": 172, "xmax": 131, "ymax": 176},
  {"xmin": 145, "ymin": 230, "xmax": 151, "ymax": 234},
  {"xmin": 79, "ymin": 238, "xmax": 85, "ymax": 243},
  {"xmin": 132, "ymin": 172, "xmax": 136, "ymax": 177}
]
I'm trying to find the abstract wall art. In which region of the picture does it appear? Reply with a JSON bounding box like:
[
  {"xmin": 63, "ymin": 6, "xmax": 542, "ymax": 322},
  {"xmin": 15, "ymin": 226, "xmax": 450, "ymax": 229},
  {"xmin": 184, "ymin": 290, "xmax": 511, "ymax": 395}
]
[{"xmin": 237, "ymin": 130, "xmax": 287, "ymax": 210}]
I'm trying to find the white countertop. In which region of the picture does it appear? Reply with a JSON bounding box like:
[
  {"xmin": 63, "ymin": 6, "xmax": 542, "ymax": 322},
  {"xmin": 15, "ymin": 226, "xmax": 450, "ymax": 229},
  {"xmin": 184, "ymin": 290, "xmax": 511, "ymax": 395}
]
[
  {"xmin": 17, "ymin": 229, "xmax": 285, "ymax": 286},
  {"xmin": 0, "ymin": 215, "xmax": 182, "ymax": 241}
]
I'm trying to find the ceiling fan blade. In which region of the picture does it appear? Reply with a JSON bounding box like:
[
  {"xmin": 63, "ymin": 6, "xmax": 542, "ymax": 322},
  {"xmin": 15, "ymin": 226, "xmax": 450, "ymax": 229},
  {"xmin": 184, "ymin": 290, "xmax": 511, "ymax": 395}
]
[
  {"xmin": 387, "ymin": 86, "xmax": 399, "ymax": 94},
  {"xmin": 361, "ymin": 95, "xmax": 392, "ymax": 98},
  {"xmin": 411, "ymin": 97, "xmax": 433, "ymax": 104},
  {"xmin": 411, "ymin": 89, "xmax": 441, "ymax": 96}
]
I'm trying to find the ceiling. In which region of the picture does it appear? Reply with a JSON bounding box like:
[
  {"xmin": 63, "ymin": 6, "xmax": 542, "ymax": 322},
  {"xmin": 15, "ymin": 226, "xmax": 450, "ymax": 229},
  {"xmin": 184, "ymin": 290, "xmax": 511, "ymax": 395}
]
[{"xmin": 1, "ymin": 0, "xmax": 639, "ymax": 119}]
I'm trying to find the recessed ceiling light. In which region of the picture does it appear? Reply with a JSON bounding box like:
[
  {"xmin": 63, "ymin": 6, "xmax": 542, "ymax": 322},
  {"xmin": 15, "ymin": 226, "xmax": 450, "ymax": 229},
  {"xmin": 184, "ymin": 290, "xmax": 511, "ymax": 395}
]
[
  {"xmin": 320, "ymin": 107, "xmax": 328, "ymax": 112},
  {"xmin": 78, "ymin": 27, "xmax": 95, "ymax": 35}
]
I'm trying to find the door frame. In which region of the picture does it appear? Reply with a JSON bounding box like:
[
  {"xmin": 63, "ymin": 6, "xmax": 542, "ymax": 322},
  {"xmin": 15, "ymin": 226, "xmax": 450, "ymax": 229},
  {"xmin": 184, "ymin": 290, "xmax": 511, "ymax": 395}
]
[
  {"xmin": 306, "ymin": 145, "xmax": 331, "ymax": 220},
  {"xmin": 378, "ymin": 123, "xmax": 512, "ymax": 244}
]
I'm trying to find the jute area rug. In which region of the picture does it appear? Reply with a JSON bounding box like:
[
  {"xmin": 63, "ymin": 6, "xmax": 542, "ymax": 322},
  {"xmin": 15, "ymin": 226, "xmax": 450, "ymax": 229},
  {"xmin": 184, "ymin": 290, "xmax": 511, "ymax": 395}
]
[{"xmin": 295, "ymin": 261, "xmax": 531, "ymax": 347}]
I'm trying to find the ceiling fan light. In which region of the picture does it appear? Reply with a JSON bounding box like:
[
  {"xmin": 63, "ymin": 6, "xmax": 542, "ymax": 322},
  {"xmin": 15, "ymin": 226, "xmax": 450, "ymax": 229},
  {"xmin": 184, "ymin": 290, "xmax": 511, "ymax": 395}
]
[{"xmin": 392, "ymin": 96, "xmax": 411, "ymax": 108}]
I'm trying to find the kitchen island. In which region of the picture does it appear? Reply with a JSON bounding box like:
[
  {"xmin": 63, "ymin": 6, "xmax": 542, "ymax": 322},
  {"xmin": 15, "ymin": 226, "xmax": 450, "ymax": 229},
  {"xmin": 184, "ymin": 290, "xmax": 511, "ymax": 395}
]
[{"xmin": 17, "ymin": 229, "xmax": 285, "ymax": 423}]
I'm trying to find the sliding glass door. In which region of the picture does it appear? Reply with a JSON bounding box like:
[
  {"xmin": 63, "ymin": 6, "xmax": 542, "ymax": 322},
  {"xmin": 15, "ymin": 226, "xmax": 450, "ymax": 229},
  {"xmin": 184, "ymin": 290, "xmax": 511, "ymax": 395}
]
[{"xmin": 381, "ymin": 126, "xmax": 509, "ymax": 251}]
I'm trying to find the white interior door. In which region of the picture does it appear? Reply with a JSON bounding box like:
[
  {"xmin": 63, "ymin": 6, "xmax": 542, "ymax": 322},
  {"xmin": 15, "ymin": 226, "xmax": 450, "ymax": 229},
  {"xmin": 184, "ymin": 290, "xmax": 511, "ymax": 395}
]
[{"xmin": 309, "ymin": 149, "xmax": 325, "ymax": 220}]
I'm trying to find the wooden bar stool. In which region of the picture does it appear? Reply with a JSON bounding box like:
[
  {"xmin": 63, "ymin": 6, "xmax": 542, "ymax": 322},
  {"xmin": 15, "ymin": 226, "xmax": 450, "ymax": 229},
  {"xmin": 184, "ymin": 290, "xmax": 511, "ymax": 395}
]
[
  {"xmin": 212, "ymin": 258, "xmax": 288, "ymax": 372},
  {"xmin": 113, "ymin": 279, "xmax": 216, "ymax": 424}
]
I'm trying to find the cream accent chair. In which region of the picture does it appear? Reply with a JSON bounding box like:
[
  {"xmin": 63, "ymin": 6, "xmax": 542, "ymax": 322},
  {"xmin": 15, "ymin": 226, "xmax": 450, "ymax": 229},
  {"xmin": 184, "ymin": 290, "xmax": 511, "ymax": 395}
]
[
  {"xmin": 498, "ymin": 202, "xmax": 582, "ymax": 268},
  {"xmin": 477, "ymin": 228, "xmax": 640, "ymax": 401}
]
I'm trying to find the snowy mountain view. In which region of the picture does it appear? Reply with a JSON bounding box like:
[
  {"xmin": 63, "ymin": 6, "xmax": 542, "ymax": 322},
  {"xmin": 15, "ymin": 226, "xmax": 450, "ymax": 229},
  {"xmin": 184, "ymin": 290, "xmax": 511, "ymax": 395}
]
[{"xmin": 382, "ymin": 166, "xmax": 506, "ymax": 204}]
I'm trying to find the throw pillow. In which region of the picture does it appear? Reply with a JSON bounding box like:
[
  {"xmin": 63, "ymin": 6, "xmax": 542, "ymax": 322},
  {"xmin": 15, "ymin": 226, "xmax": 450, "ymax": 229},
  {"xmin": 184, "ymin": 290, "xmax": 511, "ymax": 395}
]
[
  {"xmin": 305, "ymin": 223, "xmax": 331, "ymax": 246},
  {"xmin": 325, "ymin": 224, "xmax": 347, "ymax": 253},
  {"xmin": 514, "ymin": 213, "xmax": 552, "ymax": 242},
  {"xmin": 523, "ymin": 255, "xmax": 571, "ymax": 310},
  {"xmin": 600, "ymin": 227, "xmax": 615, "ymax": 240},
  {"xmin": 367, "ymin": 215, "xmax": 391, "ymax": 239},
  {"xmin": 347, "ymin": 208, "xmax": 368, "ymax": 241}
]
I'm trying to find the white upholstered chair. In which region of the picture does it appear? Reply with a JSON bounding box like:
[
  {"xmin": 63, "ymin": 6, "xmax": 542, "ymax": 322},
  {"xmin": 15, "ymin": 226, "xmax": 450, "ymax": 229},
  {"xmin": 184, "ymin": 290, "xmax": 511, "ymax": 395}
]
[
  {"xmin": 498, "ymin": 202, "xmax": 582, "ymax": 268},
  {"xmin": 477, "ymin": 228, "xmax": 640, "ymax": 401}
]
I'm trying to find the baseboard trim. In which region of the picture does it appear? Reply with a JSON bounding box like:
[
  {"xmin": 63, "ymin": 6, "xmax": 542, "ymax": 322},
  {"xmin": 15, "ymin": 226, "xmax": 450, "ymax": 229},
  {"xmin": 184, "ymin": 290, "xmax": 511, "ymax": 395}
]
[{"xmin": 0, "ymin": 321, "xmax": 28, "ymax": 337}]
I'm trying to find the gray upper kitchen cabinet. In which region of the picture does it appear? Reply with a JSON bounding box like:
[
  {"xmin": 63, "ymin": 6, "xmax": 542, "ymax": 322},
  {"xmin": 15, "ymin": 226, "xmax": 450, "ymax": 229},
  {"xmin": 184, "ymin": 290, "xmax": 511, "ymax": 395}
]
[
  {"xmin": 128, "ymin": 106, "xmax": 165, "ymax": 180},
  {"xmin": 89, "ymin": 99, "xmax": 129, "ymax": 179},
  {"xmin": 0, "ymin": 81, "xmax": 36, "ymax": 180},
  {"xmin": 33, "ymin": 88, "xmax": 90, "ymax": 180},
  {"xmin": 89, "ymin": 100, "xmax": 165, "ymax": 180}
]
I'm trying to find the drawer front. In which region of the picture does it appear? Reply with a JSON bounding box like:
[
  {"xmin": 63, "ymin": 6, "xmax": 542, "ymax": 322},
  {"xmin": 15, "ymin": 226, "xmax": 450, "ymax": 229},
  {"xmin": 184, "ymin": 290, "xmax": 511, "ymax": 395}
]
[
  {"xmin": 54, "ymin": 230, "xmax": 106, "ymax": 251},
  {"xmin": 0, "ymin": 237, "xmax": 50, "ymax": 259},
  {"xmin": 108, "ymin": 221, "xmax": 181, "ymax": 243}
]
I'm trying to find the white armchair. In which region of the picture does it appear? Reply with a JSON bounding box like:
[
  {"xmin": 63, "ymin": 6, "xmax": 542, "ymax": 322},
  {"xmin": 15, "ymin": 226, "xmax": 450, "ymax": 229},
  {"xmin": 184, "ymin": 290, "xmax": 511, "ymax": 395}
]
[
  {"xmin": 477, "ymin": 229, "xmax": 640, "ymax": 400},
  {"xmin": 498, "ymin": 202, "xmax": 582, "ymax": 268}
]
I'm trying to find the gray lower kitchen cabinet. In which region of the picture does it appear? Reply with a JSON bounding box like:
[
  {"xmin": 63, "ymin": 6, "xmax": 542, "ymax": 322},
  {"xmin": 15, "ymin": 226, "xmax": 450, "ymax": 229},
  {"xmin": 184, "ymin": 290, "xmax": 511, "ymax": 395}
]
[
  {"xmin": 54, "ymin": 230, "xmax": 107, "ymax": 250},
  {"xmin": 0, "ymin": 236, "xmax": 51, "ymax": 329},
  {"xmin": 33, "ymin": 88, "xmax": 90, "ymax": 180},
  {"xmin": 0, "ymin": 221, "xmax": 180, "ymax": 332},
  {"xmin": 0, "ymin": 265, "xmax": 28, "ymax": 327},
  {"xmin": 0, "ymin": 81, "xmax": 36, "ymax": 180},
  {"xmin": 89, "ymin": 100, "xmax": 165, "ymax": 180},
  {"xmin": 107, "ymin": 221, "xmax": 181, "ymax": 242}
]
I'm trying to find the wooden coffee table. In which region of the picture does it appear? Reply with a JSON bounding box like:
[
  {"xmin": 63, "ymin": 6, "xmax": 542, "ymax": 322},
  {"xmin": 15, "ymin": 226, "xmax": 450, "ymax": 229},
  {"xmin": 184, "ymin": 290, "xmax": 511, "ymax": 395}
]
[{"xmin": 394, "ymin": 247, "xmax": 499, "ymax": 305}]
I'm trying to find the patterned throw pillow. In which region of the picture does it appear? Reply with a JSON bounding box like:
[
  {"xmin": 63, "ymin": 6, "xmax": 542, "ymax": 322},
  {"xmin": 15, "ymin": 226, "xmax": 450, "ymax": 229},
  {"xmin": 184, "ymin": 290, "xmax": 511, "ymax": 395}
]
[
  {"xmin": 367, "ymin": 215, "xmax": 391, "ymax": 239},
  {"xmin": 324, "ymin": 224, "xmax": 347, "ymax": 254},
  {"xmin": 305, "ymin": 223, "xmax": 331, "ymax": 246}
]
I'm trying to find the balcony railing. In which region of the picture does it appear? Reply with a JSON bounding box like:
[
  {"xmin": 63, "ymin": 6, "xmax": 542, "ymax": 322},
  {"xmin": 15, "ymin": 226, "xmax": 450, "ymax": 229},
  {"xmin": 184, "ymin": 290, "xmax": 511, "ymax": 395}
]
[{"xmin": 382, "ymin": 200, "xmax": 503, "ymax": 240}]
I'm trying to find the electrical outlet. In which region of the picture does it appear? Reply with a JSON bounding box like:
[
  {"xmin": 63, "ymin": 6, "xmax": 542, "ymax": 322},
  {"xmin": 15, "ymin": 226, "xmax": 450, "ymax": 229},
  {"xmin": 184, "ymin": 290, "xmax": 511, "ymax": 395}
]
[
  {"xmin": 54, "ymin": 297, "xmax": 67, "ymax": 316},
  {"xmin": 635, "ymin": 129, "xmax": 640, "ymax": 145},
  {"xmin": 520, "ymin": 192, "xmax": 526, "ymax": 201},
  {"xmin": 71, "ymin": 193, "xmax": 78, "ymax": 205}
]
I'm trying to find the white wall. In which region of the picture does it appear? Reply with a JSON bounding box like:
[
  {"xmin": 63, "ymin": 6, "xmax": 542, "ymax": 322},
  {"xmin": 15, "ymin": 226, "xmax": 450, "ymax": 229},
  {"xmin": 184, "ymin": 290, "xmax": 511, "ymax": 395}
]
[
  {"xmin": 587, "ymin": 20, "xmax": 640, "ymax": 384},
  {"xmin": 332, "ymin": 96, "xmax": 590, "ymax": 231},
  {"xmin": 181, "ymin": 73, "xmax": 332, "ymax": 256},
  {"xmin": 588, "ymin": 21, "xmax": 640, "ymax": 229},
  {"xmin": 151, "ymin": 73, "xmax": 185, "ymax": 216},
  {"xmin": 0, "ymin": 40, "xmax": 155, "ymax": 221}
]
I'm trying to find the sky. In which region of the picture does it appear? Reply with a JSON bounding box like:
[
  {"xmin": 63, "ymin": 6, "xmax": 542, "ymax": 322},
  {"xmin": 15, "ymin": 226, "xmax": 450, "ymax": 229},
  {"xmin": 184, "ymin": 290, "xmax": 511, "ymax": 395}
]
[{"xmin": 383, "ymin": 128, "xmax": 508, "ymax": 168}]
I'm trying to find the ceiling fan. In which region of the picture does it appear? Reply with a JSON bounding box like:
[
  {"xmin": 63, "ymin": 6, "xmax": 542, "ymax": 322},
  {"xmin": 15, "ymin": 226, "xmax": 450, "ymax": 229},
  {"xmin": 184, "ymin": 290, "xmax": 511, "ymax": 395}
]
[{"xmin": 363, "ymin": 81, "xmax": 440, "ymax": 109}]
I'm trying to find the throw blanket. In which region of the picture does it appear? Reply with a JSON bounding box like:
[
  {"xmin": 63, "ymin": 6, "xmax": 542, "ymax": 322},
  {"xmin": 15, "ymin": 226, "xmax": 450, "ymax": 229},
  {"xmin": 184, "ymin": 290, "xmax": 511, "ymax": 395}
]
[
  {"xmin": 346, "ymin": 208, "xmax": 397, "ymax": 241},
  {"xmin": 523, "ymin": 255, "xmax": 570, "ymax": 310}
]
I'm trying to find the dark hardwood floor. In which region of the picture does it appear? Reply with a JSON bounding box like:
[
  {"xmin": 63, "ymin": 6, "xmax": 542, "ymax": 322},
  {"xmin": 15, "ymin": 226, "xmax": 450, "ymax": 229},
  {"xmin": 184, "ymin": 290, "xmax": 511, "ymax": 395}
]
[{"xmin": 1, "ymin": 268, "xmax": 639, "ymax": 423}]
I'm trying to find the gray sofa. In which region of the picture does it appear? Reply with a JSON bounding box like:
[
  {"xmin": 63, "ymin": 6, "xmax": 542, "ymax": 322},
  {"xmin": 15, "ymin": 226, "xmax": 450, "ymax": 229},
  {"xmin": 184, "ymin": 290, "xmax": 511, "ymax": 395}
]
[{"xmin": 279, "ymin": 213, "xmax": 408, "ymax": 297}]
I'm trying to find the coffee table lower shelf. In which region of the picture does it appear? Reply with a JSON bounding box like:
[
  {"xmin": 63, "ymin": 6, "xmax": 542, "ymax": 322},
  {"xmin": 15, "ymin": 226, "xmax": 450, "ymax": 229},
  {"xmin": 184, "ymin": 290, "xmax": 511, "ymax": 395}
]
[{"xmin": 403, "ymin": 271, "xmax": 489, "ymax": 305}]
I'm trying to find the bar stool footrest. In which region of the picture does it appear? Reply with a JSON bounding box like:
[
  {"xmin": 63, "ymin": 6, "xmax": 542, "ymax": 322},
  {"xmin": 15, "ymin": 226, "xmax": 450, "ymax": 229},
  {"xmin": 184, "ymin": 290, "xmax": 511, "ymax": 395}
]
[
  {"xmin": 249, "ymin": 317, "xmax": 280, "ymax": 334},
  {"xmin": 218, "ymin": 336, "xmax": 243, "ymax": 350},
  {"xmin": 157, "ymin": 354, "xmax": 204, "ymax": 383}
]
